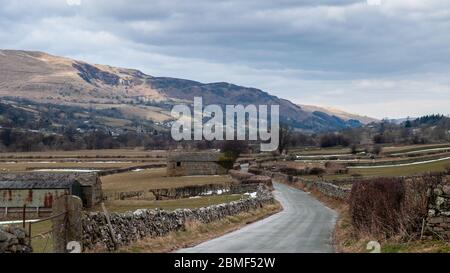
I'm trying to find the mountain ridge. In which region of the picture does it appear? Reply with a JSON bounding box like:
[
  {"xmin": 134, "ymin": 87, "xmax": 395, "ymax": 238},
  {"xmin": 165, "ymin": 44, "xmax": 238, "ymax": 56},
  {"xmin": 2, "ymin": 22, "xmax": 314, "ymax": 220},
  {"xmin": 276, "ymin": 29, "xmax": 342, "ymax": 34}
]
[{"xmin": 0, "ymin": 49, "xmax": 375, "ymax": 132}]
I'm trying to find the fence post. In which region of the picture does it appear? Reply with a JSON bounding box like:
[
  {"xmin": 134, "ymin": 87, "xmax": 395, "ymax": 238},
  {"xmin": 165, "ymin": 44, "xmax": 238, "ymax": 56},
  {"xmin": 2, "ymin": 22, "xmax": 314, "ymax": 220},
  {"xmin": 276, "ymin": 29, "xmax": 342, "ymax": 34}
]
[
  {"xmin": 52, "ymin": 195, "xmax": 83, "ymax": 253},
  {"xmin": 22, "ymin": 204, "xmax": 26, "ymax": 229}
]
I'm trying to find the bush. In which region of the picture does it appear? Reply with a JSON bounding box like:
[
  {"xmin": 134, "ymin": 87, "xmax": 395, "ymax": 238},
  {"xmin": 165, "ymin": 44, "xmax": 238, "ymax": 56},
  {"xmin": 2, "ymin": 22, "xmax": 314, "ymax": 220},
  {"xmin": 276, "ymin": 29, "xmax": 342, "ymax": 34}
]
[
  {"xmin": 349, "ymin": 176, "xmax": 439, "ymax": 240},
  {"xmin": 308, "ymin": 167, "xmax": 326, "ymax": 176},
  {"xmin": 279, "ymin": 166, "xmax": 299, "ymax": 176},
  {"xmin": 319, "ymin": 133, "xmax": 350, "ymax": 148}
]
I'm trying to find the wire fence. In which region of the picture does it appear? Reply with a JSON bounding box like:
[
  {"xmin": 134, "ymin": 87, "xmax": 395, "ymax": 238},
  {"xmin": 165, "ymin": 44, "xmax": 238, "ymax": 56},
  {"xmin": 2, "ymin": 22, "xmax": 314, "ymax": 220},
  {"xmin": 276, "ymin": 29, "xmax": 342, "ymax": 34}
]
[{"xmin": 27, "ymin": 212, "xmax": 67, "ymax": 253}]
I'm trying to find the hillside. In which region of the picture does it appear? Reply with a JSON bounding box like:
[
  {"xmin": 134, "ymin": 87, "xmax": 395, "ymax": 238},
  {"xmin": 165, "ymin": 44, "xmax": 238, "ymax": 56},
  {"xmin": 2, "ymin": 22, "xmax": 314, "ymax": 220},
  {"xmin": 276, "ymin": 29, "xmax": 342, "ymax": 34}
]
[
  {"xmin": 299, "ymin": 105, "xmax": 378, "ymax": 125},
  {"xmin": 0, "ymin": 49, "xmax": 372, "ymax": 132}
]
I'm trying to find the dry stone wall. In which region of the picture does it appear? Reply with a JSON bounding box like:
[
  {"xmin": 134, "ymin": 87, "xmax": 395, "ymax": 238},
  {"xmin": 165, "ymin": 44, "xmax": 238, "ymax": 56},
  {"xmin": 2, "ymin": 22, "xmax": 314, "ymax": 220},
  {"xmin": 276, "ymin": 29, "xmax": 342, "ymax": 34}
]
[
  {"xmin": 301, "ymin": 180, "xmax": 350, "ymax": 200},
  {"xmin": 251, "ymin": 167, "xmax": 349, "ymax": 200},
  {"xmin": 0, "ymin": 226, "xmax": 32, "ymax": 253},
  {"xmin": 81, "ymin": 186, "xmax": 274, "ymax": 251},
  {"xmin": 150, "ymin": 183, "xmax": 260, "ymax": 200},
  {"xmin": 426, "ymin": 176, "xmax": 450, "ymax": 239},
  {"xmin": 228, "ymin": 170, "xmax": 274, "ymax": 189}
]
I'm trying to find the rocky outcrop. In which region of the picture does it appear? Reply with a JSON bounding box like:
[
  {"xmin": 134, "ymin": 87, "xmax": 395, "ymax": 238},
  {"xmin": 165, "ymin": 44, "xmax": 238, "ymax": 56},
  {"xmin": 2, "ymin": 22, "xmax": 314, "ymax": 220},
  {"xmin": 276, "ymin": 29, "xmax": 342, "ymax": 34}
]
[
  {"xmin": 81, "ymin": 186, "xmax": 274, "ymax": 251},
  {"xmin": 0, "ymin": 226, "xmax": 32, "ymax": 253}
]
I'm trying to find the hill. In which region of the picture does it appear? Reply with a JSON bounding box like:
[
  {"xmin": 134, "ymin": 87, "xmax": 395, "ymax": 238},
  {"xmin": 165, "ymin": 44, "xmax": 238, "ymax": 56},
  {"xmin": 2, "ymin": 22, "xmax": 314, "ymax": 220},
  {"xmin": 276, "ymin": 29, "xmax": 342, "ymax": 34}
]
[{"xmin": 0, "ymin": 49, "xmax": 373, "ymax": 133}]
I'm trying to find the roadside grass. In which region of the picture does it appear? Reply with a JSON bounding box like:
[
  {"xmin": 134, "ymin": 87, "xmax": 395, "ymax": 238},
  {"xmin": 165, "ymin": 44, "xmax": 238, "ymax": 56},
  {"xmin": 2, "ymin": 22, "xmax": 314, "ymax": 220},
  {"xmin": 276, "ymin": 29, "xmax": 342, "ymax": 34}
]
[
  {"xmin": 101, "ymin": 168, "xmax": 233, "ymax": 194},
  {"xmin": 118, "ymin": 202, "xmax": 282, "ymax": 253},
  {"xmin": 97, "ymin": 194, "xmax": 244, "ymax": 213}
]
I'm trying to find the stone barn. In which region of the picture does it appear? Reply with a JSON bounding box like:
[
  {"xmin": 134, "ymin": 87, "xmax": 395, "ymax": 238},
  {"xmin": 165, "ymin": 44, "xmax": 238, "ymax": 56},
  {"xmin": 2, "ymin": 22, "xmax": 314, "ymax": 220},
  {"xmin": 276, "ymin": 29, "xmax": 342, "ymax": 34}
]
[
  {"xmin": 0, "ymin": 172, "xmax": 103, "ymax": 210},
  {"xmin": 0, "ymin": 180, "xmax": 82, "ymax": 210},
  {"xmin": 167, "ymin": 152, "xmax": 234, "ymax": 177}
]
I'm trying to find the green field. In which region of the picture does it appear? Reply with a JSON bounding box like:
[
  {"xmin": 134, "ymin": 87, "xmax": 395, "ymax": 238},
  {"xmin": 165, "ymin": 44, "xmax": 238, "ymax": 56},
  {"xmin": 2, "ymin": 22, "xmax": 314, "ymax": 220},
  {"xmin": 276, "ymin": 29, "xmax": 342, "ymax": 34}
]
[
  {"xmin": 383, "ymin": 143, "xmax": 450, "ymax": 155},
  {"xmin": 100, "ymin": 194, "xmax": 243, "ymax": 213},
  {"xmin": 101, "ymin": 168, "xmax": 232, "ymax": 195},
  {"xmin": 349, "ymin": 158, "xmax": 450, "ymax": 177}
]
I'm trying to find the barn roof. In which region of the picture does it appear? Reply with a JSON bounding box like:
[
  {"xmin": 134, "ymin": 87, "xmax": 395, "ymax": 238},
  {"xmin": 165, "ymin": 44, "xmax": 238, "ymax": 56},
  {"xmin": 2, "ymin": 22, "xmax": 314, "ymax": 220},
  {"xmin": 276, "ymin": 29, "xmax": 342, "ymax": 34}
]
[
  {"xmin": 167, "ymin": 152, "xmax": 225, "ymax": 162},
  {"xmin": 0, "ymin": 172, "xmax": 98, "ymax": 187},
  {"xmin": 0, "ymin": 180, "xmax": 80, "ymax": 189}
]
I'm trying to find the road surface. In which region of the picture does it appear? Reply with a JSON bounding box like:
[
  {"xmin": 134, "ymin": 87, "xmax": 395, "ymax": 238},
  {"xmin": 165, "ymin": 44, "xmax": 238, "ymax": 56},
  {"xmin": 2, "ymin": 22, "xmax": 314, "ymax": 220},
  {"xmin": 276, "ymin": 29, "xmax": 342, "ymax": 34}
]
[{"xmin": 178, "ymin": 182, "xmax": 337, "ymax": 253}]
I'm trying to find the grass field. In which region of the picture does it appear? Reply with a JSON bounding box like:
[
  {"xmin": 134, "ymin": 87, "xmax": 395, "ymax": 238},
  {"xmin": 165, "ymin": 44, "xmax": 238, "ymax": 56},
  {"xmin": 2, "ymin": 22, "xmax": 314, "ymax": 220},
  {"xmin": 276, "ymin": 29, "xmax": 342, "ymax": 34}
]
[
  {"xmin": 0, "ymin": 161, "xmax": 160, "ymax": 172},
  {"xmin": 101, "ymin": 168, "xmax": 232, "ymax": 194},
  {"xmin": 289, "ymin": 146, "xmax": 351, "ymax": 156},
  {"xmin": 349, "ymin": 158, "xmax": 450, "ymax": 177},
  {"xmin": 0, "ymin": 148, "xmax": 167, "ymax": 171},
  {"xmin": 383, "ymin": 143, "xmax": 450, "ymax": 154},
  {"xmin": 100, "ymin": 194, "xmax": 243, "ymax": 213},
  {"xmin": 0, "ymin": 149, "xmax": 167, "ymax": 159},
  {"xmin": 289, "ymin": 143, "xmax": 450, "ymax": 157},
  {"xmin": 29, "ymin": 221, "xmax": 53, "ymax": 253}
]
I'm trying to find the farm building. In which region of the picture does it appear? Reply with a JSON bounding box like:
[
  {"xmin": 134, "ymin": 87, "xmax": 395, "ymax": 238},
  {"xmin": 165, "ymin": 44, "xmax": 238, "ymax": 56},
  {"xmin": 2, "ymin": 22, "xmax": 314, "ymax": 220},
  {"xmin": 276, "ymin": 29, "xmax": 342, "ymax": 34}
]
[
  {"xmin": 0, "ymin": 172, "xmax": 103, "ymax": 209},
  {"xmin": 167, "ymin": 152, "xmax": 234, "ymax": 177},
  {"xmin": 0, "ymin": 180, "xmax": 82, "ymax": 209}
]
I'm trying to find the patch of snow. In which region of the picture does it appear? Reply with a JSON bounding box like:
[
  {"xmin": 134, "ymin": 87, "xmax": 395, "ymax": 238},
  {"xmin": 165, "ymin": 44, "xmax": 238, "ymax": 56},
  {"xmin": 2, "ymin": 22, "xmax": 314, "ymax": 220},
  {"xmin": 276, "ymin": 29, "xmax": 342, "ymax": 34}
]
[
  {"xmin": 133, "ymin": 209, "xmax": 146, "ymax": 216},
  {"xmin": 34, "ymin": 169, "xmax": 101, "ymax": 173},
  {"xmin": 244, "ymin": 192, "xmax": 258, "ymax": 199}
]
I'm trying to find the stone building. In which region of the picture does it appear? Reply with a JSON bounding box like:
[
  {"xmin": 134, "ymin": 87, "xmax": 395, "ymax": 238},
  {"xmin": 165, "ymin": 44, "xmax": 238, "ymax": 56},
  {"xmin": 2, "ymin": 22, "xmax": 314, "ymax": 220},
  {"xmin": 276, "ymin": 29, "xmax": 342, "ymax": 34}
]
[
  {"xmin": 0, "ymin": 179, "xmax": 82, "ymax": 209},
  {"xmin": 167, "ymin": 152, "xmax": 233, "ymax": 177},
  {"xmin": 0, "ymin": 172, "xmax": 103, "ymax": 210}
]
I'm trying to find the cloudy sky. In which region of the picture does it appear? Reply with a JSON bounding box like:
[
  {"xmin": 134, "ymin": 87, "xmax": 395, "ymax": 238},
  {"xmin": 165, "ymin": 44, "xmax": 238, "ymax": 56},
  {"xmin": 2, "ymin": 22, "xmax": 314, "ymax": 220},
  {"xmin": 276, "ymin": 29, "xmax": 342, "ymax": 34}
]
[{"xmin": 1, "ymin": 0, "xmax": 450, "ymax": 119}]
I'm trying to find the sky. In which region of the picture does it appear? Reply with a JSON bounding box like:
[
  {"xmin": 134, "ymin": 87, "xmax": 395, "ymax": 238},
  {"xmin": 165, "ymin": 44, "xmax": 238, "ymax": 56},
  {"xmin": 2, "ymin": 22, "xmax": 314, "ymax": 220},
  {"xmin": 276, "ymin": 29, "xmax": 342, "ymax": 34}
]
[{"xmin": 1, "ymin": 0, "xmax": 450, "ymax": 119}]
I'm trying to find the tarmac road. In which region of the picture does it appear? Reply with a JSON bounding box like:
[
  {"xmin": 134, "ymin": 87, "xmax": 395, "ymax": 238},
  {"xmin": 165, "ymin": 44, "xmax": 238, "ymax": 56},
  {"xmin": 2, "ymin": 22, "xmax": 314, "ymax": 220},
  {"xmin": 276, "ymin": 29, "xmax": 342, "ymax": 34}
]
[{"xmin": 178, "ymin": 182, "xmax": 337, "ymax": 253}]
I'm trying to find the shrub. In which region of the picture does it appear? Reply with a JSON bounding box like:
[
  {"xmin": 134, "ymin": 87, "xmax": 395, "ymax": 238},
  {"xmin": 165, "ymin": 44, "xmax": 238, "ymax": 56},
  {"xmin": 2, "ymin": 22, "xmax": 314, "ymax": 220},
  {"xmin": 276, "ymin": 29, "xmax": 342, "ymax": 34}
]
[
  {"xmin": 349, "ymin": 177, "xmax": 405, "ymax": 238},
  {"xmin": 349, "ymin": 176, "xmax": 439, "ymax": 240},
  {"xmin": 279, "ymin": 166, "xmax": 299, "ymax": 176},
  {"xmin": 309, "ymin": 167, "xmax": 326, "ymax": 176}
]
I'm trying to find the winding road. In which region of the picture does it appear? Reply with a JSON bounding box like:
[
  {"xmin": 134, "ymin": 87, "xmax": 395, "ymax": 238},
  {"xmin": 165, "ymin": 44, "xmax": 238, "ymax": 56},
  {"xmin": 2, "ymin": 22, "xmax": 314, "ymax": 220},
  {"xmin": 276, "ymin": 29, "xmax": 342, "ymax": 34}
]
[{"xmin": 178, "ymin": 182, "xmax": 337, "ymax": 253}]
